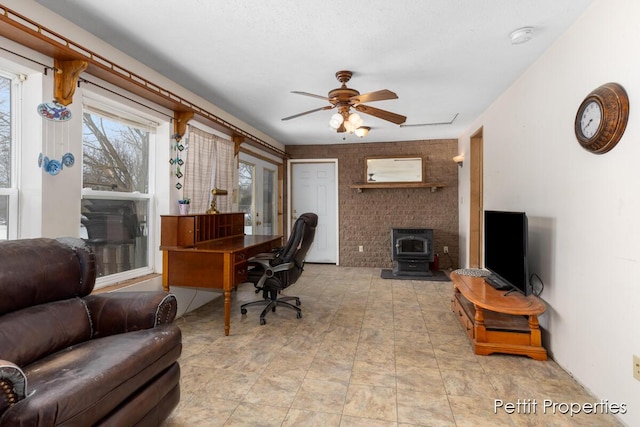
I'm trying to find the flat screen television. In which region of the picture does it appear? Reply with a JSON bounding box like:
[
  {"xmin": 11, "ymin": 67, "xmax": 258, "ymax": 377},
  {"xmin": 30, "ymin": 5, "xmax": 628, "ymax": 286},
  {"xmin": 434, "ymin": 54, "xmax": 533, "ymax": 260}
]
[{"xmin": 483, "ymin": 210, "xmax": 530, "ymax": 295}]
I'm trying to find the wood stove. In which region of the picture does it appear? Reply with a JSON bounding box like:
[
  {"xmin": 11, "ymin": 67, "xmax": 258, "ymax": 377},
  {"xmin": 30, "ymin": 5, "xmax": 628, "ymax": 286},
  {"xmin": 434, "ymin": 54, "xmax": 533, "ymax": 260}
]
[{"xmin": 391, "ymin": 228, "xmax": 434, "ymax": 276}]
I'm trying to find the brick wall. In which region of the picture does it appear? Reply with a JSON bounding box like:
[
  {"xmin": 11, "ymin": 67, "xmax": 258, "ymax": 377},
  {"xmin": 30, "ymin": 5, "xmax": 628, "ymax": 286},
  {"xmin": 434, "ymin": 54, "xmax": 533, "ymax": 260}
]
[{"xmin": 285, "ymin": 138, "xmax": 459, "ymax": 270}]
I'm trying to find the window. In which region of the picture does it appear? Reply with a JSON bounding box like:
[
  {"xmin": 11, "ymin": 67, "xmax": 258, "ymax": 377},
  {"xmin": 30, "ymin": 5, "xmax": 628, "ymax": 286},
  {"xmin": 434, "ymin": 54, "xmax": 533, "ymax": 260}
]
[
  {"xmin": 82, "ymin": 104, "xmax": 155, "ymax": 280},
  {"xmin": 238, "ymin": 152, "xmax": 278, "ymax": 236},
  {"xmin": 0, "ymin": 71, "xmax": 18, "ymax": 241}
]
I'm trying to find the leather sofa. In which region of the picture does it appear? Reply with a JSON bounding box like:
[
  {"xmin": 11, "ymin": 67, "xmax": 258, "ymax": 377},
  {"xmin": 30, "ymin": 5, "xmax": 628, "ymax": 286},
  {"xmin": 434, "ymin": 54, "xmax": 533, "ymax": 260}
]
[{"xmin": 0, "ymin": 237, "xmax": 182, "ymax": 426}]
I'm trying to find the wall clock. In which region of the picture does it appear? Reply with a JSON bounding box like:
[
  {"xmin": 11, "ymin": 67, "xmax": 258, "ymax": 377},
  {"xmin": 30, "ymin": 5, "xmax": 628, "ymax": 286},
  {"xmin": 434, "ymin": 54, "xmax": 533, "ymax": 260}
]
[{"xmin": 574, "ymin": 82, "xmax": 629, "ymax": 154}]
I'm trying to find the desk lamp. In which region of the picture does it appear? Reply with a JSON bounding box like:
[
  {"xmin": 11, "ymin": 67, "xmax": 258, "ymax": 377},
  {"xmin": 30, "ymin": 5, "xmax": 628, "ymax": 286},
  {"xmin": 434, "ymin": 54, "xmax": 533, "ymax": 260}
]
[{"xmin": 206, "ymin": 188, "xmax": 228, "ymax": 214}]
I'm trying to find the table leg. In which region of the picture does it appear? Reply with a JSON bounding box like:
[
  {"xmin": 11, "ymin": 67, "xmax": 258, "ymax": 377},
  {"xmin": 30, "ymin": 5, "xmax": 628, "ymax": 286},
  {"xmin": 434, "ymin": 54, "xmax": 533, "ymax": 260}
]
[{"xmin": 529, "ymin": 314, "xmax": 542, "ymax": 347}]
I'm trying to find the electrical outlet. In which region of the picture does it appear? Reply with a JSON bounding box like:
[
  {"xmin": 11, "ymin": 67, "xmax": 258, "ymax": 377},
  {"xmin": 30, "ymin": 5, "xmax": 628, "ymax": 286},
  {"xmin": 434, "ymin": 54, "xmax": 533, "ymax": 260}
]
[
  {"xmin": 634, "ymin": 355, "xmax": 640, "ymax": 381},
  {"xmin": 443, "ymin": 246, "xmax": 449, "ymax": 254},
  {"xmin": 358, "ymin": 245, "xmax": 364, "ymax": 252}
]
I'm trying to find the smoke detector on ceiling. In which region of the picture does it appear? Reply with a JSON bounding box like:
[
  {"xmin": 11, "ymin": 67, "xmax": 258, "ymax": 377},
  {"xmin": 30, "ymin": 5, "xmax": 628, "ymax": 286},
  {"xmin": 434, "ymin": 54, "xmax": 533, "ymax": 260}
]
[{"xmin": 510, "ymin": 27, "xmax": 534, "ymax": 45}]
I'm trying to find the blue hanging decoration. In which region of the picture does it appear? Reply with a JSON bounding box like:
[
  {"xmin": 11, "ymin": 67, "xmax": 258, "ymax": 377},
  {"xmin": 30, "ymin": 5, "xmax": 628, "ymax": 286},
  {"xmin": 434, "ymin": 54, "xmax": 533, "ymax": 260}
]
[
  {"xmin": 46, "ymin": 159, "xmax": 62, "ymax": 175},
  {"xmin": 62, "ymin": 152, "xmax": 75, "ymax": 168},
  {"xmin": 37, "ymin": 101, "xmax": 75, "ymax": 176}
]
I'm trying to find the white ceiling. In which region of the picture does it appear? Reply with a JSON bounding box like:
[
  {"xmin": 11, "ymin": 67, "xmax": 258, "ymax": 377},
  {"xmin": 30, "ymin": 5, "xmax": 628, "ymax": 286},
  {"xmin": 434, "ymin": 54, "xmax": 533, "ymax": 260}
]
[{"xmin": 34, "ymin": 0, "xmax": 593, "ymax": 146}]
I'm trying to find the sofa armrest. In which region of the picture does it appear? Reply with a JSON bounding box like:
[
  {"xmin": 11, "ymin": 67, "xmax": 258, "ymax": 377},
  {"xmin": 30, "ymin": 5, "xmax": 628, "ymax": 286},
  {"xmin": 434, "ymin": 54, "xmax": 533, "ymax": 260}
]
[
  {"xmin": 0, "ymin": 360, "xmax": 27, "ymax": 415},
  {"xmin": 83, "ymin": 292, "xmax": 177, "ymax": 338}
]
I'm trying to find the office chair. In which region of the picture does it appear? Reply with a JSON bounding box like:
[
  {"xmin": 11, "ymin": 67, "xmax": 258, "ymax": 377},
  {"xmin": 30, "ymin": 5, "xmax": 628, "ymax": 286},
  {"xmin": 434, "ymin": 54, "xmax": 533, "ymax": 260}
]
[{"xmin": 240, "ymin": 212, "xmax": 318, "ymax": 325}]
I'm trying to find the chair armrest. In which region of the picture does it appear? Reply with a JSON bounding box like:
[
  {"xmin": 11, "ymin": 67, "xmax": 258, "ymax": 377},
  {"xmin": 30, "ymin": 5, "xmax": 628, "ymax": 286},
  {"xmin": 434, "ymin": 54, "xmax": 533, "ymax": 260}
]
[
  {"xmin": 0, "ymin": 360, "xmax": 27, "ymax": 414},
  {"xmin": 251, "ymin": 261, "xmax": 296, "ymax": 288},
  {"xmin": 83, "ymin": 292, "xmax": 177, "ymax": 338}
]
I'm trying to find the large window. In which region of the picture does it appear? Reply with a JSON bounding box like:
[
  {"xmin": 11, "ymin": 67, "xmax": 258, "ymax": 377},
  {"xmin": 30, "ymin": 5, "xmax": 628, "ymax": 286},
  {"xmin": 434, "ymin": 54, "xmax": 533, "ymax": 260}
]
[
  {"xmin": 82, "ymin": 104, "xmax": 155, "ymax": 280},
  {"xmin": 0, "ymin": 72, "xmax": 18, "ymax": 241}
]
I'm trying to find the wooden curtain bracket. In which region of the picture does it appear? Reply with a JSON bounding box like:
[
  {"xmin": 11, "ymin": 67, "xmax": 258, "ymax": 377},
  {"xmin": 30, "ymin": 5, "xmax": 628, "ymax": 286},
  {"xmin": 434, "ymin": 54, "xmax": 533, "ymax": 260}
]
[
  {"xmin": 232, "ymin": 135, "xmax": 244, "ymax": 157},
  {"xmin": 53, "ymin": 58, "xmax": 88, "ymax": 106},
  {"xmin": 173, "ymin": 111, "xmax": 194, "ymax": 141}
]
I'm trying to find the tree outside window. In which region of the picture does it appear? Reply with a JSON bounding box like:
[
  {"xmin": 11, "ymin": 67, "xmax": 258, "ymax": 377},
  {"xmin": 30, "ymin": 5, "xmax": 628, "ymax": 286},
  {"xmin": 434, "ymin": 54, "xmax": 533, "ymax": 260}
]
[
  {"xmin": 81, "ymin": 109, "xmax": 152, "ymax": 278},
  {"xmin": 0, "ymin": 76, "xmax": 12, "ymax": 240}
]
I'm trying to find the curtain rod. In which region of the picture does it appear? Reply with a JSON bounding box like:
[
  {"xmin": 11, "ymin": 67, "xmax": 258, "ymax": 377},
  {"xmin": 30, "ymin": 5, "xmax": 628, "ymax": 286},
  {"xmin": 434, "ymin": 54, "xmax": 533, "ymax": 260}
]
[{"xmin": 0, "ymin": 4, "xmax": 287, "ymax": 158}]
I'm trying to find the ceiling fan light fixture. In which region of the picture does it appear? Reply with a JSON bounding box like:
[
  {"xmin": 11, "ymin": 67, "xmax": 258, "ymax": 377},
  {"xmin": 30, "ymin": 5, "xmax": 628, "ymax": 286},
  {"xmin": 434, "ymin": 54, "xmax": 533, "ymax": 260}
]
[
  {"xmin": 344, "ymin": 120, "xmax": 356, "ymax": 133},
  {"xmin": 355, "ymin": 126, "xmax": 370, "ymax": 138},
  {"xmin": 329, "ymin": 113, "xmax": 343, "ymax": 129},
  {"xmin": 348, "ymin": 113, "xmax": 363, "ymax": 128}
]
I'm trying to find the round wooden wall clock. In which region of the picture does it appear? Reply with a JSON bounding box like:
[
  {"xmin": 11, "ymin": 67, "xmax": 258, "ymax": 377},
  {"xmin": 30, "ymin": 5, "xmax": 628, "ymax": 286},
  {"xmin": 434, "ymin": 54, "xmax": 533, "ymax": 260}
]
[{"xmin": 574, "ymin": 82, "xmax": 629, "ymax": 154}]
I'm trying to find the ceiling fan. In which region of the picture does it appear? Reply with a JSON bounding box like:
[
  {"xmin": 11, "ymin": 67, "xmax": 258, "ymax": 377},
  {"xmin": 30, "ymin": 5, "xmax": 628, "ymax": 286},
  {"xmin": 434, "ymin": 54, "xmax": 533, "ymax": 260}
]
[{"xmin": 282, "ymin": 70, "xmax": 407, "ymax": 133}]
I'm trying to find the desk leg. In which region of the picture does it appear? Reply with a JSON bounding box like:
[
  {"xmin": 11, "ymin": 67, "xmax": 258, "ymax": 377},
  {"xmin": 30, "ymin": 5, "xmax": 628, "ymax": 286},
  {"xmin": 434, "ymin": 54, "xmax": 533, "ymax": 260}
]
[
  {"xmin": 223, "ymin": 253, "xmax": 233, "ymax": 336},
  {"xmin": 162, "ymin": 252, "xmax": 169, "ymax": 292},
  {"xmin": 224, "ymin": 289, "xmax": 231, "ymax": 336}
]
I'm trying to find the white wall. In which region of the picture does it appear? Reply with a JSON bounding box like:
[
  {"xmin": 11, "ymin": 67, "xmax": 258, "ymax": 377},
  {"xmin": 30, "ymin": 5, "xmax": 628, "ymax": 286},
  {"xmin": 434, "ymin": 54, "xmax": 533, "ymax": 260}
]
[{"xmin": 458, "ymin": 1, "xmax": 640, "ymax": 424}]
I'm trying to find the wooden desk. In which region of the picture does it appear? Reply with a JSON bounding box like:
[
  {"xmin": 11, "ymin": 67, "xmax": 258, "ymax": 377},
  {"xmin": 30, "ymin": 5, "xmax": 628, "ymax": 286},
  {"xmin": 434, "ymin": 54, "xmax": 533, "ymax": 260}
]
[
  {"xmin": 450, "ymin": 272, "xmax": 547, "ymax": 360},
  {"xmin": 160, "ymin": 213, "xmax": 282, "ymax": 335},
  {"xmin": 161, "ymin": 228, "xmax": 281, "ymax": 336}
]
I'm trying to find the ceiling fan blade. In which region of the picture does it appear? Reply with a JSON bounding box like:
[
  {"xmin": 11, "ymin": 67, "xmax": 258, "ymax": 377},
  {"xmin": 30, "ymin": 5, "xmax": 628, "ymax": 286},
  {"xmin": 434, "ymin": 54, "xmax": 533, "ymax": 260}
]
[
  {"xmin": 281, "ymin": 105, "xmax": 333, "ymax": 121},
  {"xmin": 350, "ymin": 89, "xmax": 398, "ymax": 104},
  {"xmin": 354, "ymin": 104, "xmax": 407, "ymax": 125},
  {"xmin": 291, "ymin": 91, "xmax": 330, "ymax": 101}
]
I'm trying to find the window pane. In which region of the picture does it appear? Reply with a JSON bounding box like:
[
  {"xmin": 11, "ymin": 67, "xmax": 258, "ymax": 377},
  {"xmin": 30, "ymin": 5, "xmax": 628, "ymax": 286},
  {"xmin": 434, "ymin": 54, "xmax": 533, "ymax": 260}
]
[
  {"xmin": 81, "ymin": 198, "xmax": 148, "ymax": 277},
  {"xmin": 0, "ymin": 76, "xmax": 11, "ymax": 188},
  {"xmin": 0, "ymin": 195, "xmax": 7, "ymax": 240},
  {"xmin": 82, "ymin": 111, "xmax": 149, "ymax": 192},
  {"xmin": 262, "ymin": 168, "xmax": 275, "ymax": 235},
  {"xmin": 238, "ymin": 161, "xmax": 254, "ymax": 234}
]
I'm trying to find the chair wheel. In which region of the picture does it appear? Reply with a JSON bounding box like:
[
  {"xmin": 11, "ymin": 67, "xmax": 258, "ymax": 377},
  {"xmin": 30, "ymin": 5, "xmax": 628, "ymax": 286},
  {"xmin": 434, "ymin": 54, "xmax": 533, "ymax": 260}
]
[
  {"xmin": 241, "ymin": 308, "xmax": 247, "ymax": 315},
  {"xmin": 296, "ymin": 300, "xmax": 301, "ymax": 306},
  {"xmin": 296, "ymin": 311, "xmax": 302, "ymax": 319},
  {"xmin": 260, "ymin": 318, "xmax": 266, "ymax": 325}
]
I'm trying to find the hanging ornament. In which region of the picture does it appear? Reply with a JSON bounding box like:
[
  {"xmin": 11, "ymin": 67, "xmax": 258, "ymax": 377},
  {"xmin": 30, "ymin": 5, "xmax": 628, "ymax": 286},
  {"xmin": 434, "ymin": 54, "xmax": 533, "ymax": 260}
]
[
  {"xmin": 37, "ymin": 101, "xmax": 72, "ymax": 121},
  {"xmin": 37, "ymin": 101, "xmax": 75, "ymax": 176},
  {"xmin": 172, "ymin": 134, "xmax": 188, "ymax": 189}
]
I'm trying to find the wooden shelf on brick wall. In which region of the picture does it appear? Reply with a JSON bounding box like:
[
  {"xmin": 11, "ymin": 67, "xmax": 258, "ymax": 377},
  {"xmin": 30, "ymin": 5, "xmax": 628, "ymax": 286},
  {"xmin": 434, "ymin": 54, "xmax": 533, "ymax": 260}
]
[{"xmin": 349, "ymin": 182, "xmax": 446, "ymax": 193}]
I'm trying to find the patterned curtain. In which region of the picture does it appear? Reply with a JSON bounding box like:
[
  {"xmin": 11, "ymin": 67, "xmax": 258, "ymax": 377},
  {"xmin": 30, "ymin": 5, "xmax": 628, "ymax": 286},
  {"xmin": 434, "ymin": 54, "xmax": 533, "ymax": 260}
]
[
  {"xmin": 183, "ymin": 126, "xmax": 234, "ymax": 214},
  {"xmin": 213, "ymin": 137, "xmax": 234, "ymax": 213}
]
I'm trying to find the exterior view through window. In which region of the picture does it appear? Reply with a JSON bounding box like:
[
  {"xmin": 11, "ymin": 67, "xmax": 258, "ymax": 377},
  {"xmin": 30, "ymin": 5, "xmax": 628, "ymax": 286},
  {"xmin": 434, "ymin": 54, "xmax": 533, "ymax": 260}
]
[
  {"xmin": 0, "ymin": 75, "xmax": 12, "ymax": 241},
  {"xmin": 82, "ymin": 108, "xmax": 152, "ymax": 278}
]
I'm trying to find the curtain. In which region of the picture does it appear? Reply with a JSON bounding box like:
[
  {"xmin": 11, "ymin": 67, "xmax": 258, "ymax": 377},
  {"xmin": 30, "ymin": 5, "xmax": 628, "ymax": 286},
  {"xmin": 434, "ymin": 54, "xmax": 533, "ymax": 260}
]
[
  {"xmin": 213, "ymin": 136, "xmax": 234, "ymax": 213},
  {"xmin": 183, "ymin": 126, "xmax": 234, "ymax": 214}
]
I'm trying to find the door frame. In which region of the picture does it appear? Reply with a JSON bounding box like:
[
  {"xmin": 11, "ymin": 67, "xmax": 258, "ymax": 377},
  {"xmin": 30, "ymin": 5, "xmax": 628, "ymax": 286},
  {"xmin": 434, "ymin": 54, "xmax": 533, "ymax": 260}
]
[
  {"xmin": 287, "ymin": 158, "xmax": 340, "ymax": 265},
  {"xmin": 468, "ymin": 127, "xmax": 484, "ymax": 268}
]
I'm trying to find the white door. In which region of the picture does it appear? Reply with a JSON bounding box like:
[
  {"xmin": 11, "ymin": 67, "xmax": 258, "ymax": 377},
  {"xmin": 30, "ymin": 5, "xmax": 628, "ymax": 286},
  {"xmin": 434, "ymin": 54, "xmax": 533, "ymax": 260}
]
[
  {"xmin": 289, "ymin": 160, "xmax": 338, "ymax": 264},
  {"xmin": 239, "ymin": 153, "xmax": 278, "ymax": 235}
]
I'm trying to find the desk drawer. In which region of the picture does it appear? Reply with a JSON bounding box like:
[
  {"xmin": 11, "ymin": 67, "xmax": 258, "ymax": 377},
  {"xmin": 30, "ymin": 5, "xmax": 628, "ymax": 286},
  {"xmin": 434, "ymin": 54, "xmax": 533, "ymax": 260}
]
[
  {"xmin": 234, "ymin": 251, "xmax": 248, "ymax": 263},
  {"xmin": 235, "ymin": 262, "xmax": 248, "ymax": 282}
]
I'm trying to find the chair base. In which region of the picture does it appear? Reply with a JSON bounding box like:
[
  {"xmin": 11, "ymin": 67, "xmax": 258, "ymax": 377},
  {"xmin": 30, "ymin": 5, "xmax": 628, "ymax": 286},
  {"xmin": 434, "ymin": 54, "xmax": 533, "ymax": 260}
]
[{"xmin": 240, "ymin": 292, "xmax": 302, "ymax": 325}]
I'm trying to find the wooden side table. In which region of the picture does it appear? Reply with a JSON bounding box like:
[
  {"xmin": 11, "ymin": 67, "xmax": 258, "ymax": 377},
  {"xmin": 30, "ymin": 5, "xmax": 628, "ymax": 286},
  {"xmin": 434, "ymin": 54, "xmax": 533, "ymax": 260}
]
[{"xmin": 450, "ymin": 271, "xmax": 547, "ymax": 360}]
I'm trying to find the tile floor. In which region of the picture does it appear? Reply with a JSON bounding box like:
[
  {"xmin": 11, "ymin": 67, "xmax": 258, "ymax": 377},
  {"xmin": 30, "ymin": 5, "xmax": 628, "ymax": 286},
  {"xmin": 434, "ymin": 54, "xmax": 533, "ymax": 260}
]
[{"xmin": 164, "ymin": 264, "xmax": 623, "ymax": 426}]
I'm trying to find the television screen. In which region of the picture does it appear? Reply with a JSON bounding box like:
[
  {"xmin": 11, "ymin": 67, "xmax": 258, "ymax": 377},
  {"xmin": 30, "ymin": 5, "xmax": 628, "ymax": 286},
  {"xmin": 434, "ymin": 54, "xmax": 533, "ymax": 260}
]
[{"xmin": 484, "ymin": 210, "xmax": 529, "ymax": 295}]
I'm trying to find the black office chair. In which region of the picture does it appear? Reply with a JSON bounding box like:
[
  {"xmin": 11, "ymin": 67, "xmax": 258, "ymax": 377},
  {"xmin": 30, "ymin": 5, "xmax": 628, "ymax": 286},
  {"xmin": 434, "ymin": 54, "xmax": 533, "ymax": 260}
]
[{"xmin": 240, "ymin": 212, "xmax": 318, "ymax": 325}]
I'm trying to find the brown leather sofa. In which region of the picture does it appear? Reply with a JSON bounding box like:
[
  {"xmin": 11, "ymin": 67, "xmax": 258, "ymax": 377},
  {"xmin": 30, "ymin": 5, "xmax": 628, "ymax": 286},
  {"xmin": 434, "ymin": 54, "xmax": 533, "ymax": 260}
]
[{"xmin": 0, "ymin": 237, "xmax": 182, "ymax": 426}]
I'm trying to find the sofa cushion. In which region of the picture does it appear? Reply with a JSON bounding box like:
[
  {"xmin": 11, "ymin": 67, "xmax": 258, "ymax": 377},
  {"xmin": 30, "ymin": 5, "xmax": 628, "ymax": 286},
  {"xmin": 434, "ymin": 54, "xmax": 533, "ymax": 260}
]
[
  {"xmin": 0, "ymin": 298, "xmax": 92, "ymax": 367},
  {"xmin": 0, "ymin": 238, "xmax": 96, "ymax": 316},
  {"xmin": 0, "ymin": 324, "xmax": 181, "ymax": 426}
]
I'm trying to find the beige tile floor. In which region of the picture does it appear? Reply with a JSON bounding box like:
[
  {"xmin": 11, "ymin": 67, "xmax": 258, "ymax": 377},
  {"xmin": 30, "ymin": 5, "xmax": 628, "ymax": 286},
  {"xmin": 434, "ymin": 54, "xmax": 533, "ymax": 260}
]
[{"xmin": 164, "ymin": 264, "xmax": 623, "ymax": 427}]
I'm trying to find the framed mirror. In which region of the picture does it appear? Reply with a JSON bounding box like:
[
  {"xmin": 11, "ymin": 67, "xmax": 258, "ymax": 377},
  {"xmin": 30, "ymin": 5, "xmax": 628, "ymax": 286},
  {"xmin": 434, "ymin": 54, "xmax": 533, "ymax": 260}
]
[{"xmin": 365, "ymin": 156, "xmax": 423, "ymax": 183}]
